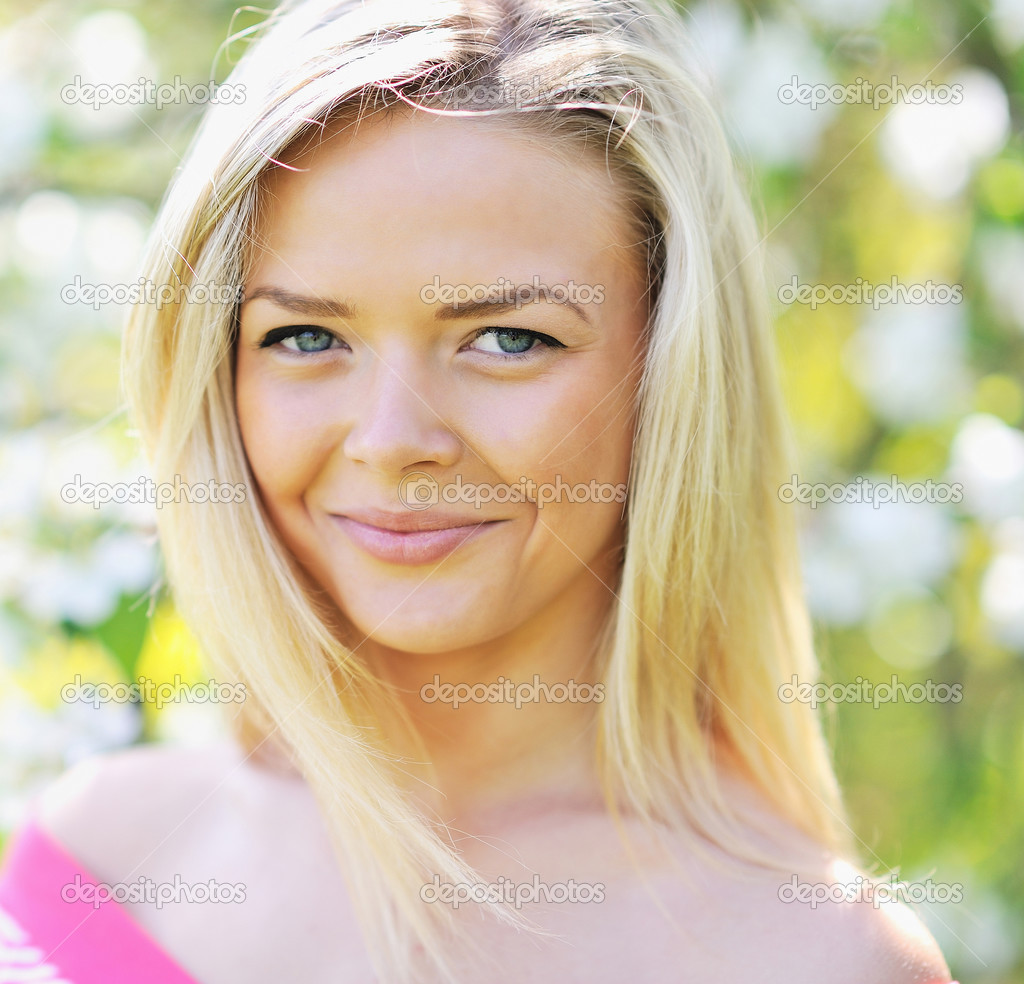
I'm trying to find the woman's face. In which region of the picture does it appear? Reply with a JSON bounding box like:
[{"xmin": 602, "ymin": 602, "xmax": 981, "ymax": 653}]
[{"xmin": 235, "ymin": 109, "xmax": 649, "ymax": 655}]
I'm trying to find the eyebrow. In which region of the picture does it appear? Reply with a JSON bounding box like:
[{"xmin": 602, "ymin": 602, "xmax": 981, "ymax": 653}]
[
  {"xmin": 241, "ymin": 286, "xmax": 352, "ymax": 319},
  {"xmin": 241, "ymin": 286, "xmax": 593, "ymax": 327}
]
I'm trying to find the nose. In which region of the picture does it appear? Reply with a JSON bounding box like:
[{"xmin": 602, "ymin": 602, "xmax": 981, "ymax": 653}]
[{"xmin": 342, "ymin": 354, "xmax": 462, "ymax": 474}]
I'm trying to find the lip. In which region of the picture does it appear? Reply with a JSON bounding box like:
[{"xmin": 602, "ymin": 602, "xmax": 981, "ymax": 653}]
[
  {"xmin": 340, "ymin": 508, "xmax": 493, "ymax": 532},
  {"xmin": 330, "ymin": 510, "xmax": 504, "ymax": 565}
]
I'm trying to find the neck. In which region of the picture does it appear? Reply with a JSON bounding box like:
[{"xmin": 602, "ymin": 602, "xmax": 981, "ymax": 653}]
[{"xmin": 362, "ymin": 548, "xmax": 621, "ymax": 826}]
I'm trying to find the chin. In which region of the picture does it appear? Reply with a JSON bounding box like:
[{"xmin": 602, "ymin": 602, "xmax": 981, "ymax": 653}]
[{"xmin": 329, "ymin": 587, "xmax": 514, "ymax": 656}]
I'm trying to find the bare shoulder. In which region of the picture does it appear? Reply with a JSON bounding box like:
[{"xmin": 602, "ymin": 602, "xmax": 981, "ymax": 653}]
[
  {"xmin": 645, "ymin": 766, "xmax": 956, "ymax": 983},
  {"xmin": 761, "ymin": 856, "xmax": 954, "ymax": 984},
  {"xmin": 614, "ymin": 835, "xmax": 954, "ymax": 983},
  {"xmin": 749, "ymin": 843, "xmax": 953, "ymax": 980},
  {"xmin": 31, "ymin": 742, "xmax": 364, "ymax": 983},
  {"xmin": 33, "ymin": 738, "xmax": 310, "ymax": 883}
]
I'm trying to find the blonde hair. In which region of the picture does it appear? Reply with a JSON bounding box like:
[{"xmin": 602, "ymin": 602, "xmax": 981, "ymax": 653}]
[{"xmin": 123, "ymin": 0, "xmax": 853, "ymax": 978}]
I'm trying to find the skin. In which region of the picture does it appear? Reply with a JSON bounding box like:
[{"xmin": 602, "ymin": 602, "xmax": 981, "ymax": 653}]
[
  {"xmin": 234, "ymin": 108, "xmax": 648, "ymax": 822},
  {"xmin": 33, "ymin": 109, "xmax": 954, "ymax": 983}
]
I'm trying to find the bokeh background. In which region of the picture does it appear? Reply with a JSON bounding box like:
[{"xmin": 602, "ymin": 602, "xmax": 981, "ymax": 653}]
[{"xmin": 0, "ymin": 0, "xmax": 1021, "ymax": 978}]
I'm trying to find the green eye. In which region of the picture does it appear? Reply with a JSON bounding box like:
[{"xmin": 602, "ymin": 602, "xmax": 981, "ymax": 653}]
[
  {"xmin": 283, "ymin": 329, "xmax": 336, "ymax": 352},
  {"xmin": 259, "ymin": 326, "xmax": 344, "ymax": 352},
  {"xmin": 470, "ymin": 328, "xmax": 563, "ymax": 356}
]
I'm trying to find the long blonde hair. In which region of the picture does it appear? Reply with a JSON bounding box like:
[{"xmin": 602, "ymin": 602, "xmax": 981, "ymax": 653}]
[{"xmin": 123, "ymin": 0, "xmax": 852, "ymax": 978}]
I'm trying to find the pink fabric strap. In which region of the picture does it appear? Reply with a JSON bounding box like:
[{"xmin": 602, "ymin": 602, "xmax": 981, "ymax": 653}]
[{"xmin": 0, "ymin": 820, "xmax": 199, "ymax": 984}]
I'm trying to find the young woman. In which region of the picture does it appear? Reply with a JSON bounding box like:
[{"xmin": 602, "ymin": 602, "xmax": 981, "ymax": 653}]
[{"xmin": 0, "ymin": 0, "xmax": 957, "ymax": 981}]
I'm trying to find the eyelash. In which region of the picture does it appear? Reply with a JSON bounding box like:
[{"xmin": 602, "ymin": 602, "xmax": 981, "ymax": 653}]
[
  {"xmin": 257, "ymin": 325, "xmax": 566, "ymax": 357},
  {"xmin": 467, "ymin": 326, "xmax": 566, "ymax": 357},
  {"xmin": 258, "ymin": 325, "xmax": 346, "ymax": 352}
]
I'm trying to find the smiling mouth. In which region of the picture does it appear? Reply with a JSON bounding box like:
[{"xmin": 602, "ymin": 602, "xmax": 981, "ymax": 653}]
[
  {"xmin": 335, "ymin": 507, "xmax": 499, "ymax": 533},
  {"xmin": 330, "ymin": 512, "xmax": 505, "ymax": 565}
]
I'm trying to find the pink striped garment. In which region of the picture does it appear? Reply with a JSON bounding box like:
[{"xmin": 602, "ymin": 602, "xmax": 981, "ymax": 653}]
[{"xmin": 0, "ymin": 820, "xmax": 198, "ymax": 984}]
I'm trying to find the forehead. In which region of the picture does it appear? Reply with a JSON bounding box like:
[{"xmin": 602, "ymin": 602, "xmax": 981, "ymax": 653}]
[{"xmin": 249, "ymin": 108, "xmax": 645, "ymax": 280}]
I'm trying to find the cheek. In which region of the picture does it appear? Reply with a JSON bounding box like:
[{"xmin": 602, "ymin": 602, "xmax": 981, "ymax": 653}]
[
  {"xmin": 483, "ymin": 362, "xmax": 635, "ymax": 555},
  {"xmin": 459, "ymin": 346, "xmax": 637, "ymax": 476},
  {"xmin": 527, "ymin": 367, "xmax": 636, "ymax": 483},
  {"xmin": 234, "ymin": 361, "xmax": 331, "ymax": 504}
]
